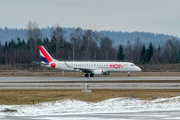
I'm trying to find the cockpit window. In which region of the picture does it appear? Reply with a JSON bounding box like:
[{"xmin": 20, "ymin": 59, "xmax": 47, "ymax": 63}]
[{"xmin": 131, "ymin": 64, "xmax": 136, "ymax": 66}]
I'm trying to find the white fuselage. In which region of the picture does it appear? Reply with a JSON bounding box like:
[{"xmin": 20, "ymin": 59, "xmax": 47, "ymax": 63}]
[{"xmin": 43, "ymin": 61, "xmax": 141, "ymax": 72}]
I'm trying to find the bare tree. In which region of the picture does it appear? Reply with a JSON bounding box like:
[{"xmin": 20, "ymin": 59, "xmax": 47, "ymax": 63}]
[
  {"xmin": 163, "ymin": 38, "xmax": 180, "ymax": 63},
  {"xmin": 51, "ymin": 24, "xmax": 66, "ymax": 59},
  {"xmin": 26, "ymin": 21, "xmax": 42, "ymax": 61},
  {"xmin": 81, "ymin": 30, "xmax": 99, "ymax": 61},
  {"xmin": 124, "ymin": 40, "xmax": 133, "ymax": 61},
  {"xmin": 133, "ymin": 38, "xmax": 143, "ymax": 63},
  {"xmin": 26, "ymin": 21, "xmax": 42, "ymax": 41},
  {"xmin": 100, "ymin": 37, "xmax": 113, "ymax": 60},
  {"xmin": 70, "ymin": 27, "xmax": 83, "ymax": 61}
]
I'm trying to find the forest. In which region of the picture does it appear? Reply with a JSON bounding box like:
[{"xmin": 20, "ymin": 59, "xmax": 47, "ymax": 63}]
[{"xmin": 0, "ymin": 21, "xmax": 180, "ymax": 65}]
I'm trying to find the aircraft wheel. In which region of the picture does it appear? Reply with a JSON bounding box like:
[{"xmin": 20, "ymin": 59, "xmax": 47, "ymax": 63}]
[
  {"xmin": 128, "ymin": 72, "xmax": 131, "ymax": 77},
  {"xmin": 85, "ymin": 73, "xmax": 89, "ymax": 77},
  {"xmin": 90, "ymin": 73, "xmax": 94, "ymax": 77}
]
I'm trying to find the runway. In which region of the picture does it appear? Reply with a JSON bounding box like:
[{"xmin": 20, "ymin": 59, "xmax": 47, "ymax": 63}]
[
  {"xmin": 1, "ymin": 77, "xmax": 180, "ymax": 82},
  {"xmin": 0, "ymin": 77, "xmax": 180, "ymax": 89}
]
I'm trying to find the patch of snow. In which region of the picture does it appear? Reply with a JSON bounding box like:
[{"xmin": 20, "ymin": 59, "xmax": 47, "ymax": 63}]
[{"xmin": 0, "ymin": 96, "xmax": 180, "ymax": 116}]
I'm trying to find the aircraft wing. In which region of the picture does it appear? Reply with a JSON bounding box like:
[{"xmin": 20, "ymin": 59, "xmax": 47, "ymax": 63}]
[{"xmin": 64, "ymin": 62, "xmax": 96, "ymax": 72}]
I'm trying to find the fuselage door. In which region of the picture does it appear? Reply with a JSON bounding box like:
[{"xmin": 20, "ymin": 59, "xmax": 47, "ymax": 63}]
[{"xmin": 125, "ymin": 64, "xmax": 128, "ymax": 69}]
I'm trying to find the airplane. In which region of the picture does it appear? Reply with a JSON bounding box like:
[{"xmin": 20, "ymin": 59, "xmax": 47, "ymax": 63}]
[{"xmin": 35, "ymin": 46, "xmax": 141, "ymax": 77}]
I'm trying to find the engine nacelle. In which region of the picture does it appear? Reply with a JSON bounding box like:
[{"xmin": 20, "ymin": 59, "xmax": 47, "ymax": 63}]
[
  {"xmin": 51, "ymin": 63, "xmax": 56, "ymax": 68},
  {"xmin": 102, "ymin": 72, "xmax": 110, "ymax": 75},
  {"xmin": 93, "ymin": 70, "xmax": 103, "ymax": 75}
]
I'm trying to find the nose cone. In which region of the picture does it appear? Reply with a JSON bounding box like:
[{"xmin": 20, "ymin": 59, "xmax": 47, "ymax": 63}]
[{"xmin": 137, "ymin": 67, "xmax": 142, "ymax": 71}]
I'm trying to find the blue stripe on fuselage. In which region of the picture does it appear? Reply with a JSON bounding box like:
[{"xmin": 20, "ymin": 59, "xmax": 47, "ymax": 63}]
[{"xmin": 41, "ymin": 56, "xmax": 49, "ymax": 64}]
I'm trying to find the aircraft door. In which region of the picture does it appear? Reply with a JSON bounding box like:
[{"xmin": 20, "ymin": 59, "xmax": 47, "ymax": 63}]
[
  {"xmin": 58, "ymin": 63, "xmax": 61, "ymax": 68},
  {"xmin": 125, "ymin": 64, "xmax": 128, "ymax": 69}
]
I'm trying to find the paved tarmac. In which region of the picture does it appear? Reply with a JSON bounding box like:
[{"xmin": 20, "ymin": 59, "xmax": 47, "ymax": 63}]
[
  {"xmin": 0, "ymin": 77, "xmax": 180, "ymax": 82},
  {"xmin": 1, "ymin": 110, "xmax": 180, "ymax": 120},
  {"xmin": 0, "ymin": 83, "xmax": 180, "ymax": 89},
  {"xmin": 1, "ymin": 83, "xmax": 180, "ymax": 86},
  {"xmin": 0, "ymin": 77, "xmax": 180, "ymax": 89}
]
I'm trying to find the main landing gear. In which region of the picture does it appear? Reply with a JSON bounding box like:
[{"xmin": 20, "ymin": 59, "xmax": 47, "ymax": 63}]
[
  {"xmin": 90, "ymin": 73, "xmax": 94, "ymax": 77},
  {"xmin": 85, "ymin": 73, "xmax": 89, "ymax": 77},
  {"xmin": 85, "ymin": 73, "xmax": 94, "ymax": 77}
]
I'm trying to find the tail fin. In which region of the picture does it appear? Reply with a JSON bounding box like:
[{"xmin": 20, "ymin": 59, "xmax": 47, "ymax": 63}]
[{"xmin": 39, "ymin": 46, "xmax": 53, "ymax": 64}]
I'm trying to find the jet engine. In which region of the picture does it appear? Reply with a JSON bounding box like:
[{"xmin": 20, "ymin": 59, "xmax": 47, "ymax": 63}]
[
  {"xmin": 102, "ymin": 72, "xmax": 110, "ymax": 75},
  {"xmin": 93, "ymin": 70, "xmax": 103, "ymax": 75},
  {"xmin": 93, "ymin": 70, "xmax": 110, "ymax": 75},
  {"xmin": 51, "ymin": 63, "xmax": 56, "ymax": 68}
]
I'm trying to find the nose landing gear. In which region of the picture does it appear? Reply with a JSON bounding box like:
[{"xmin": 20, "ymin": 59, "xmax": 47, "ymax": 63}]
[{"xmin": 128, "ymin": 72, "xmax": 131, "ymax": 77}]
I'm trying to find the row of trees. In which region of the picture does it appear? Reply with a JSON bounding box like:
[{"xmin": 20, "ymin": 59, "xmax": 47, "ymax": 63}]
[
  {"xmin": 0, "ymin": 21, "xmax": 180, "ymax": 65},
  {"xmin": 117, "ymin": 37, "xmax": 180, "ymax": 64}
]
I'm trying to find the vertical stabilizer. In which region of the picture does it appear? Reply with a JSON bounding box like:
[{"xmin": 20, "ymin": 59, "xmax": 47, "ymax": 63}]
[{"xmin": 39, "ymin": 46, "xmax": 53, "ymax": 64}]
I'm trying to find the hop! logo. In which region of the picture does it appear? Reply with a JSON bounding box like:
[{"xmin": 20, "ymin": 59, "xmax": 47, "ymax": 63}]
[{"xmin": 110, "ymin": 64, "xmax": 125, "ymax": 69}]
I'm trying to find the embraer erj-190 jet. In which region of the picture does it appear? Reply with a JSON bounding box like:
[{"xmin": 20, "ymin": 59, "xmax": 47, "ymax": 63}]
[{"xmin": 36, "ymin": 46, "xmax": 141, "ymax": 77}]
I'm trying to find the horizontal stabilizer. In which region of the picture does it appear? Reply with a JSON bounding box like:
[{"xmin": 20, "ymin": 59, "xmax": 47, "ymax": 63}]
[{"xmin": 33, "ymin": 61, "xmax": 49, "ymax": 65}]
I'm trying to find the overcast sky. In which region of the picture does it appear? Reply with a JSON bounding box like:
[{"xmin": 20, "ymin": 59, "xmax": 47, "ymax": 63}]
[{"xmin": 0, "ymin": 0, "xmax": 180, "ymax": 37}]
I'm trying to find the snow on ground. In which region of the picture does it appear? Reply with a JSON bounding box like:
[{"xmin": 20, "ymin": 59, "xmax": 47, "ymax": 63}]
[{"xmin": 0, "ymin": 96, "xmax": 180, "ymax": 116}]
